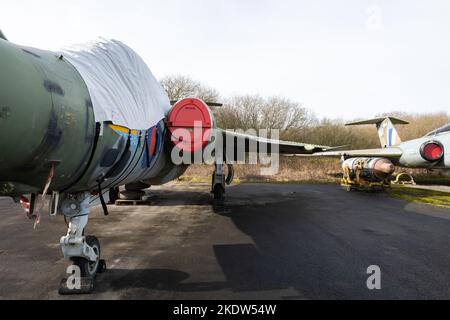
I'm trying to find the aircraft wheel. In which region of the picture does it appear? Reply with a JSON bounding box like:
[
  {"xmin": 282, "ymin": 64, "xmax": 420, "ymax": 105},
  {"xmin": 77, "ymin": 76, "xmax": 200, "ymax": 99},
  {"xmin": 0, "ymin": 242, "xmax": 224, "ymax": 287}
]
[
  {"xmin": 71, "ymin": 236, "xmax": 101, "ymax": 278},
  {"xmin": 213, "ymin": 185, "xmax": 224, "ymax": 200}
]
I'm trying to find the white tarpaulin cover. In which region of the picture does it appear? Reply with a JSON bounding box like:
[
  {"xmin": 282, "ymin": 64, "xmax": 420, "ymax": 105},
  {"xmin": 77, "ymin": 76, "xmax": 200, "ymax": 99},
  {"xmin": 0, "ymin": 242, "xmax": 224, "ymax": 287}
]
[{"xmin": 60, "ymin": 38, "xmax": 171, "ymax": 130}]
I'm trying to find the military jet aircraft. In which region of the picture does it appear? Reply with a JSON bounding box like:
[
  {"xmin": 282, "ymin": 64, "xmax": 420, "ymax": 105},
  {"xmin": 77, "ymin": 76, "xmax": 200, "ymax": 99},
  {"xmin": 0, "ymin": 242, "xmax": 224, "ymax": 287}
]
[
  {"xmin": 312, "ymin": 116, "xmax": 450, "ymax": 187},
  {"xmin": 0, "ymin": 31, "xmax": 330, "ymax": 292}
]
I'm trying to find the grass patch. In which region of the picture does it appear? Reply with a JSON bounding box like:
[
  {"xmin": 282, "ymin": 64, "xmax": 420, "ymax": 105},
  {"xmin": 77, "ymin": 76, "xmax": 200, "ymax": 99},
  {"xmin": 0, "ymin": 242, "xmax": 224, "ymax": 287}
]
[
  {"xmin": 176, "ymin": 176, "xmax": 211, "ymax": 184},
  {"xmin": 413, "ymin": 175, "xmax": 450, "ymax": 186},
  {"xmin": 387, "ymin": 186, "xmax": 450, "ymax": 209},
  {"xmin": 177, "ymin": 175, "xmax": 337, "ymax": 185}
]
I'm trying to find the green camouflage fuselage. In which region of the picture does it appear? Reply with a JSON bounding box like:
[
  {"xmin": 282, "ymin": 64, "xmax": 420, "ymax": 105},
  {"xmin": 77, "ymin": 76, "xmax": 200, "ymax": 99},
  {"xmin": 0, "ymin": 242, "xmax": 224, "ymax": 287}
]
[{"xmin": 0, "ymin": 39, "xmax": 184, "ymax": 197}]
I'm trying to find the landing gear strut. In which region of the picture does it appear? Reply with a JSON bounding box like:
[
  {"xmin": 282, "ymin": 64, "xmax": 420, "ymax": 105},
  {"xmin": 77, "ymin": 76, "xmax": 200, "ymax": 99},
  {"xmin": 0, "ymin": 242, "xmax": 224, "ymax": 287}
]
[
  {"xmin": 56, "ymin": 192, "xmax": 106, "ymax": 294},
  {"xmin": 211, "ymin": 163, "xmax": 234, "ymax": 200},
  {"xmin": 211, "ymin": 163, "xmax": 225, "ymax": 200}
]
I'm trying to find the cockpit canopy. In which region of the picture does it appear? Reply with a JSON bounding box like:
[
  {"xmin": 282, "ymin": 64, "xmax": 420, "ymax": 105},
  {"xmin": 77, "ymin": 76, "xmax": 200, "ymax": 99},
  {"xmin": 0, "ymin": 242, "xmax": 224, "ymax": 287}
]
[{"xmin": 426, "ymin": 123, "xmax": 450, "ymax": 136}]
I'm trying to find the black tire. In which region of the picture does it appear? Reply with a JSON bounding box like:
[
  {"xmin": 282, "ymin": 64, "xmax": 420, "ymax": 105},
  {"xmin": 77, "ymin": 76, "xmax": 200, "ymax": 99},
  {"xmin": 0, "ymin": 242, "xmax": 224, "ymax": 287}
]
[
  {"xmin": 97, "ymin": 259, "xmax": 107, "ymax": 274},
  {"xmin": 213, "ymin": 185, "xmax": 224, "ymax": 200},
  {"xmin": 71, "ymin": 235, "xmax": 101, "ymax": 278}
]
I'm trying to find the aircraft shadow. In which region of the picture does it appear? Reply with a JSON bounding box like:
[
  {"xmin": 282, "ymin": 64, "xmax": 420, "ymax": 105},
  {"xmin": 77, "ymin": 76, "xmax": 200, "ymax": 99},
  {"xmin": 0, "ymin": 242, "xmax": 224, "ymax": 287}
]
[
  {"xmin": 100, "ymin": 184, "xmax": 450, "ymax": 299},
  {"xmin": 210, "ymin": 186, "xmax": 450, "ymax": 299}
]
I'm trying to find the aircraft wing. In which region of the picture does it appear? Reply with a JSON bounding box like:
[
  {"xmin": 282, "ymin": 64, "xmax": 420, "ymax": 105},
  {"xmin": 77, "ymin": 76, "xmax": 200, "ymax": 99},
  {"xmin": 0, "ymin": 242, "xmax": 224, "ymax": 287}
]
[
  {"xmin": 218, "ymin": 129, "xmax": 331, "ymax": 155},
  {"xmin": 309, "ymin": 147, "xmax": 403, "ymax": 158}
]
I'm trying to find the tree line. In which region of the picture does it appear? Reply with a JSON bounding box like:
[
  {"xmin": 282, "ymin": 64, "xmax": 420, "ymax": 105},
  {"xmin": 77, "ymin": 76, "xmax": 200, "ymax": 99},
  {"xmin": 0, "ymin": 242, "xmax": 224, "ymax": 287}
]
[{"xmin": 160, "ymin": 75, "xmax": 450, "ymax": 149}]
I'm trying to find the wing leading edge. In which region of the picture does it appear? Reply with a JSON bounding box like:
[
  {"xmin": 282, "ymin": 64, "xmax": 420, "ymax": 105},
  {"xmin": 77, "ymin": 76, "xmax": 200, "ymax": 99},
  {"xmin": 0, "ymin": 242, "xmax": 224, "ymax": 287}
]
[
  {"xmin": 309, "ymin": 147, "xmax": 403, "ymax": 159},
  {"xmin": 218, "ymin": 129, "xmax": 331, "ymax": 156}
]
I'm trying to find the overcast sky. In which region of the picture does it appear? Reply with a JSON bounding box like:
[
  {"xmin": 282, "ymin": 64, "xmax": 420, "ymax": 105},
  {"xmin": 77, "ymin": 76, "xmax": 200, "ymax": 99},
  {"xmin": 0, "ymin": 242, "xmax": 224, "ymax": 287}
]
[{"xmin": 2, "ymin": 0, "xmax": 449, "ymax": 120}]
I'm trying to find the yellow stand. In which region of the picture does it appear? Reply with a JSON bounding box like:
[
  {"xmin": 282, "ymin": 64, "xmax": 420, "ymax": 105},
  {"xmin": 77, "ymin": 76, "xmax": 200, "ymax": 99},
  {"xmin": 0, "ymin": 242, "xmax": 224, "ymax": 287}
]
[
  {"xmin": 341, "ymin": 160, "xmax": 390, "ymax": 192},
  {"xmin": 391, "ymin": 173, "xmax": 416, "ymax": 185}
]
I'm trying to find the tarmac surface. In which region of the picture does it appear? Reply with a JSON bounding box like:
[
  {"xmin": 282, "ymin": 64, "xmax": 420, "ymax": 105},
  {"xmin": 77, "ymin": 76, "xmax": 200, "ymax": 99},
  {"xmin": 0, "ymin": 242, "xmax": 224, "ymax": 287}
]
[{"xmin": 1, "ymin": 182, "xmax": 450, "ymax": 299}]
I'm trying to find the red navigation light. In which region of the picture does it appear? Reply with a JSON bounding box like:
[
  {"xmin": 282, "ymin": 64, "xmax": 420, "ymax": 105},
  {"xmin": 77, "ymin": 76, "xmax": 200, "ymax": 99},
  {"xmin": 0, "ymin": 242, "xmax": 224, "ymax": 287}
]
[{"xmin": 420, "ymin": 141, "xmax": 444, "ymax": 162}]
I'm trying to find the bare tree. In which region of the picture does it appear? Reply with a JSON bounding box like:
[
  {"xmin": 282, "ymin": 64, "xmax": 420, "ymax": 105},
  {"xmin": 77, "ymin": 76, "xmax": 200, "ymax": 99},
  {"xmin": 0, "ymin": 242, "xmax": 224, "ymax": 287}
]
[
  {"xmin": 160, "ymin": 75, "xmax": 450, "ymax": 148},
  {"xmin": 216, "ymin": 94, "xmax": 315, "ymax": 142},
  {"xmin": 216, "ymin": 95, "xmax": 264, "ymax": 130},
  {"xmin": 160, "ymin": 75, "xmax": 220, "ymax": 103},
  {"xmin": 261, "ymin": 97, "xmax": 312, "ymax": 130}
]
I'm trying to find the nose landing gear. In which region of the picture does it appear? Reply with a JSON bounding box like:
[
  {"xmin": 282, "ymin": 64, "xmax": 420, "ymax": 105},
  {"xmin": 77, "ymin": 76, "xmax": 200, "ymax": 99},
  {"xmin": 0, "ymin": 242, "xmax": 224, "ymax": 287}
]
[{"xmin": 55, "ymin": 192, "xmax": 106, "ymax": 294}]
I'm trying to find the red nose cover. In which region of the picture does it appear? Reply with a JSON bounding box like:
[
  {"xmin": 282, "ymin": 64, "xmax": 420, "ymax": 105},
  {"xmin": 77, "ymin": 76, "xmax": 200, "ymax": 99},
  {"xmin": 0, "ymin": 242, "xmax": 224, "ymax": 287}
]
[{"xmin": 167, "ymin": 98, "xmax": 213, "ymax": 153}]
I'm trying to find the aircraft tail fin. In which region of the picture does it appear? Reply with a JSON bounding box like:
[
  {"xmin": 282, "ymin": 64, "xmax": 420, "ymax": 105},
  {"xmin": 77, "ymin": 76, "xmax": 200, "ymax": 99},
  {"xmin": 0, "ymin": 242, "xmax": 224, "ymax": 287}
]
[{"xmin": 346, "ymin": 116, "xmax": 409, "ymax": 148}]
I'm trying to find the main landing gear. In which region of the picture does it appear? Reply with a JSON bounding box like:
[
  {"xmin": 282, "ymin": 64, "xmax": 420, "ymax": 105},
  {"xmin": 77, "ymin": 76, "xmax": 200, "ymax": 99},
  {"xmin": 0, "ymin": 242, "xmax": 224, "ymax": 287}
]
[
  {"xmin": 56, "ymin": 192, "xmax": 106, "ymax": 294},
  {"xmin": 211, "ymin": 163, "xmax": 234, "ymax": 200}
]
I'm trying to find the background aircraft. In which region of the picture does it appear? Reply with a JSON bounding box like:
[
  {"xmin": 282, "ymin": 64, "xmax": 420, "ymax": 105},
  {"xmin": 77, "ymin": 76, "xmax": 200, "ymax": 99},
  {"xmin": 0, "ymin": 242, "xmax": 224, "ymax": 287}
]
[
  {"xmin": 312, "ymin": 116, "xmax": 450, "ymax": 188},
  {"xmin": 0, "ymin": 32, "xmax": 329, "ymax": 292}
]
